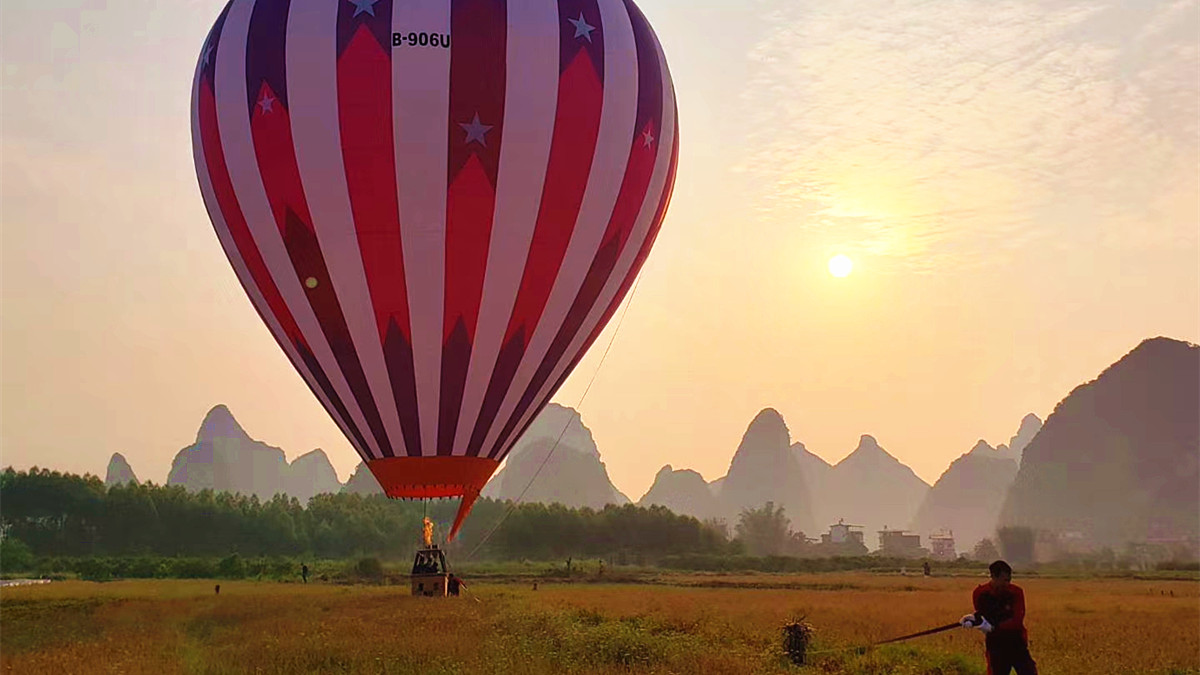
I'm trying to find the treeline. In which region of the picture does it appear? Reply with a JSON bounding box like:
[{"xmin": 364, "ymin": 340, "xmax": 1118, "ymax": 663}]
[
  {"xmin": 0, "ymin": 468, "xmax": 730, "ymax": 565},
  {"xmin": 0, "ymin": 552, "xmax": 308, "ymax": 582},
  {"xmin": 659, "ymin": 553, "xmax": 982, "ymax": 573}
]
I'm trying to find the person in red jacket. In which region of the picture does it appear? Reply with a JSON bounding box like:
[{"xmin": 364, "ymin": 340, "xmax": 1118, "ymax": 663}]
[{"xmin": 961, "ymin": 560, "xmax": 1038, "ymax": 675}]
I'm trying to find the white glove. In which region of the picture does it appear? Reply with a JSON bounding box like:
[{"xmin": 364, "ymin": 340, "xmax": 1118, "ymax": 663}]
[
  {"xmin": 976, "ymin": 617, "xmax": 993, "ymax": 634},
  {"xmin": 960, "ymin": 614, "xmax": 977, "ymax": 628}
]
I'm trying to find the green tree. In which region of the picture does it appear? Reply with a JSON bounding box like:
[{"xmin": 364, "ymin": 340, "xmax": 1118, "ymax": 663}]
[
  {"xmin": 0, "ymin": 467, "xmax": 105, "ymax": 555},
  {"xmin": 0, "ymin": 467, "xmax": 738, "ymax": 563},
  {"xmin": 736, "ymin": 502, "xmax": 790, "ymax": 556},
  {"xmin": 103, "ymin": 483, "xmax": 161, "ymax": 553},
  {"xmin": 218, "ymin": 553, "xmax": 246, "ymax": 578},
  {"xmin": 0, "ymin": 536, "xmax": 34, "ymax": 571},
  {"xmin": 972, "ymin": 538, "xmax": 1000, "ymax": 562}
]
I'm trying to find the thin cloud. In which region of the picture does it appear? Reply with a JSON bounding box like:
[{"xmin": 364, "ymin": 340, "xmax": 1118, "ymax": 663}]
[{"xmin": 738, "ymin": 0, "xmax": 1199, "ymax": 272}]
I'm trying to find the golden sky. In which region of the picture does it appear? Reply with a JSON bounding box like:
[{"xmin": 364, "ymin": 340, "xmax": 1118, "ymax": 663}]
[{"xmin": 3, "ymin": 0, "xmax": 1197, "ymax": 500}]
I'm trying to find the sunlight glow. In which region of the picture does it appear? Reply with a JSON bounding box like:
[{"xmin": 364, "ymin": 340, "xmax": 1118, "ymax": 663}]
[{"xmin": 829, "ymin": 254, "xmax": 854, "ymax": 278}]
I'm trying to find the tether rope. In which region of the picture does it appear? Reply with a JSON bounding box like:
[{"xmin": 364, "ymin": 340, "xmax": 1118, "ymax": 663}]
[
  {"xmin": 805, "ymin": 621, "xmax": 964, "ymax": 657},
  {"xmin": 463, "ymin": 274, "xmax": 645, "ymax": 561}
]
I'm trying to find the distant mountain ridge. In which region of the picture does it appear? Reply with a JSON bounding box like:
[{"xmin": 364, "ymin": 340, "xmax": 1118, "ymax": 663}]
[
  {"xmin": 166, "ymin": 405, "xmax": 344, "ymax": 502},
  {"xmin": 638, "ymin": 465, "xmax": 724, "ymax": 520},
  {"xmin": 638, "ymin": 413, "xmax": 931, "ymax": 542},
  {"xmin": 910, "ymin": 440, "xmax": 1020, "ymax": 550},
  {"xmin": 98, "ymin": 335, "xmax": 1192, "ymax": 556},
  {"xmin": 286, "ymin": 449, "xmax": 343, "ymax": 503},
  {"xmin": 342, "ymin": 462, "xmax": 383, "ymax": 495},
  {"xmin": 792, "ymin": 441, "xmax": 832, "ymax": 498},
  {"xmin": 1000, "ymin": 337, "xmax": 1199, "ymax": 546},
  {"xmin": 481, "ymin": 403, "xmax": 630, "ymax": 508},
  {"xmin": 995, "ymin": 414, "xmax": 1042, "ymax": 465},
  {"xmin": 718, "ymin": 409, "xmax": 815, "ymax": 534},
  {"xmin": 105, "ymin": 452, "xmax": 139, "ymax": 487},
  {"xmin": 909, "ymin": 412, "xmax": 1042, "ymax": 550},
  {"xmin": 342, "ymin": 403, "xmax": 633, "ymax": 507},
  {"xmin": 819, "ymin": 435, "xmax": 930, "ymax": 541},
  {"xmin": 637, "ymin": 412, "xmax": 1074, "ymax": 550}
]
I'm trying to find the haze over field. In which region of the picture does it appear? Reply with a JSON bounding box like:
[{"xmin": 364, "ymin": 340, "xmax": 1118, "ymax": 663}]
[
  {"xmin": 90, "ymin": 333, "xmax": 1194, "ymax": 559},
  {"xmin": 2, "ymin": 0, "xmax": 1197, "ymax": 503}
]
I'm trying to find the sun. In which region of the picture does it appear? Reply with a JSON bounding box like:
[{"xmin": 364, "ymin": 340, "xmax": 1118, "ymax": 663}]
[{"xmin": 828, "ymin": 254, "xmax": 854, "ymax": 278}]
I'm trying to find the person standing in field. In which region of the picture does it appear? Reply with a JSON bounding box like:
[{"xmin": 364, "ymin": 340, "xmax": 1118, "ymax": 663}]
[
  {"xmin": 301, "ymin": 563, "xmax": 309, "ymax": 584},
  {"xmin": 961, "ymin": 560, "xmax": 1038, "ymax": 675}
]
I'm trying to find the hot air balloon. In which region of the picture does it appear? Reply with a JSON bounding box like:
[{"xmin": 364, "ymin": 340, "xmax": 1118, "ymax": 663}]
[{"xmin": 190, "ymin": 0, "xmax": 678, "ymax": 539}]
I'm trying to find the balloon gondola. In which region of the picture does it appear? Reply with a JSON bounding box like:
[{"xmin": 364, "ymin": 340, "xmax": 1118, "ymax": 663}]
[
  {"xmin": 411, "ymin": 517, "xmax": 457, "ymax": 596},
  {"xmin": 191, "ymin": 0, "xmax": 678, "ymax": 540}
]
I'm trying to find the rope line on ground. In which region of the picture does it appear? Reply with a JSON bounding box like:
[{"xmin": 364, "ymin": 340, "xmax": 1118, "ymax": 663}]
[{"xmin": 805, "ymin": 621, "xmax": 964, "ymax": 657}]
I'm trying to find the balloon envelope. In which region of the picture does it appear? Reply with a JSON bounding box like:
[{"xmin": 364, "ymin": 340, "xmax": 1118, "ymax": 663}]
[{"xmin": 191, "ymin": 0, "xmax": 677, "ymax": 537}]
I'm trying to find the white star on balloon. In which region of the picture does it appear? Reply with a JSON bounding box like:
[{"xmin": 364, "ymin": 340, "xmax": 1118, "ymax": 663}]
[
  {"xmin": 201, "ymin": 43, "xmax": 214, "ymax": 68},
  {"xmin": 258, "ymin": 92, "xmax": 276, "ymax": 114},
  {"xmin": 568, "ymin": 13, "xmax": 596, "ymax": 42},
  {"xmin": 348, "ymin": 0, "xmax": 378, "ymax": 18},
  {"xmin": 459, "ymin": 113, "xmax": 493, "ymax": 146},
  {"xmin": 642, "ymin": 126, "xmax": 655, "ymax": 148}
]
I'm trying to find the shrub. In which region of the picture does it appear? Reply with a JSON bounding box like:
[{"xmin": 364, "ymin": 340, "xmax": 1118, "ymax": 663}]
[
  {"xmin": 37, "ymin": 556, "xmax": 69, "ymax": 573},
  {"xmin": 353, "ymin": 557, "xmax": 384, "ymax": 580},
  {"xmin": 1156, "ymin": 560, "xmax": 1200, "ymax": 572},
  {"xmin": 0, "ymin": 537, "xmax": 34, "ymax": 572},
  {"xmin": 168, "ymin": 557, "xmax": 218, "ymax": 578},
  {"xmin": 128, "ymin": 557, "xmax": 167, "ymax": 578},
  {"xmin": 76, "ymin": 557, "xmax": 114, "ymax": 582},
  {"xmin": 218, "ymin": 553, "xmax": 246, "ymax": 578},
  {"xmin": 268, "ymin": 557, "xmax": 295, "ymax": 579}
]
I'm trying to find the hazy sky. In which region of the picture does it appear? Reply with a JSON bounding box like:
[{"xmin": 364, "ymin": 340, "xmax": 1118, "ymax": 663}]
[{"xmin": 3, "ymin": 0, "xmax": 1197, "ymax": 501}]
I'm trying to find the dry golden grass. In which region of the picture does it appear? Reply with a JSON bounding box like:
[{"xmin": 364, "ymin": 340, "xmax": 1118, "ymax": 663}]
[{"xmin": 1, "ymin": 574, "xmax": 1196, "ymax": 674}]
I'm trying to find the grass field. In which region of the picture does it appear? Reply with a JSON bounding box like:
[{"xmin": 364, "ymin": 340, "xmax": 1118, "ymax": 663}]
[{"xmin": 2, "ymin": 573, "xmax": 1197, "ymax": 674}]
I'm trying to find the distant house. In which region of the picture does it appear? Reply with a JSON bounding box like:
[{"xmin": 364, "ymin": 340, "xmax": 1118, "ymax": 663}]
[
  {"xmin": 821, "ymin": 519, "xmax": 866, "ymax": 546},
  {"xmin": 1143, "ymin": 519, "xmax": 1200, "ymax": 562},
  {"xmin": 1033, "ymin": 529, "xmax": 1096, "ymax": 563},
  {"xmin": 929, "ymin": 530, "xmax": 956, "ymax": 560},
  {"xmin": 878, "ymin": 527, "xmax": 923, "ymax": 557},
  {"xmin": 812, "ymin": 519, "xmax": 868, "ymax": 556}
]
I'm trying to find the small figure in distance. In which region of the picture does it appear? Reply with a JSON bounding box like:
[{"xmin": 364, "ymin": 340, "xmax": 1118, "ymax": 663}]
[
  {"xmin": 923, "ymin": 561, "xmax": 931, "ymax": 577},
  {"xmin": 447, "ymin": 573, "xmax": 466, "ymax": 596},
  {"xmin": 301, "ymin": 563, "xmax": 309, "ymax": 584},
  {"xmin": 960, "ymin": 560, "xmax": 1038, "ymax": 675},
  {"xmin": 214, "ymin": 584, "xmax": 220, "ymax": 595}
]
